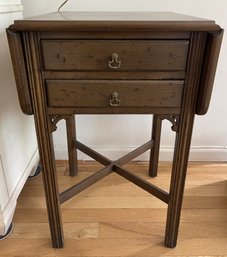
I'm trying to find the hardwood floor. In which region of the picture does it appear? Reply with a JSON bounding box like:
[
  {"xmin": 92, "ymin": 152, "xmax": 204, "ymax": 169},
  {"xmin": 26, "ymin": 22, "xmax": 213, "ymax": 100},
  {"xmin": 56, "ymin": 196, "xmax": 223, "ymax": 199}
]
[{"xmin": 1, "ymin": 161, "xmax": 227, "ymax": 256}]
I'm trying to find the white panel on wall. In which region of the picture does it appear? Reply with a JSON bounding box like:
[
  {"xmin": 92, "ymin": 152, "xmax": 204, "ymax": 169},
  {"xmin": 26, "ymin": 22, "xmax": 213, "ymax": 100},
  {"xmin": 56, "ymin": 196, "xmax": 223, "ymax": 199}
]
[
  {"xmin": 0, "ymin": 156, "xmax": 8, "ymax": 211},
  {"xmin": 0, "ymin": 12, "xmax": 37, "ymax": 196},
  {"xmin": 0, "ymin": 0, "xmax": 21, "ymax": 5},
  {"xmin": 22, "ymin": 0, "xmax": 227, "ymax": 161},
  {"xmin": 0, "ymin": 0, "xmax": 22, "ymax": 13},
  {"xmin": 0, "ymin": 10, "xmax": 37, "ymax": 196},
  {"xmin": 0, "ymin": 1, "xmax": 39, "ymax": 235}
]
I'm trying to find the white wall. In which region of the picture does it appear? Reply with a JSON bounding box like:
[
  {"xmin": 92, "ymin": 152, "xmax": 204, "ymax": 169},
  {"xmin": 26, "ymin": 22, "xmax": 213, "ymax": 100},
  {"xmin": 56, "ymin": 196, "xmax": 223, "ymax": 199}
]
[
  {"xmin": 21, "ymin": 0, "xmax": 227, "ymax": 161},
  {"xmin": 0, "ymin": 1, "xmax": 39, "ymax": 235}
]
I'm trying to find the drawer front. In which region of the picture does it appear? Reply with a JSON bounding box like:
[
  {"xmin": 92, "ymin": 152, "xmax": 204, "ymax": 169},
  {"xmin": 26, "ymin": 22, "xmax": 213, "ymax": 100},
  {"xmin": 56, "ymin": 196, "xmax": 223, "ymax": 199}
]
[
  {"xmin": 41, "ymin": 40, "xmax": 189, "ymax": 71},
  {"xmin": 46, "ymin": 80, "xmax": 184, "ymax": 108}
]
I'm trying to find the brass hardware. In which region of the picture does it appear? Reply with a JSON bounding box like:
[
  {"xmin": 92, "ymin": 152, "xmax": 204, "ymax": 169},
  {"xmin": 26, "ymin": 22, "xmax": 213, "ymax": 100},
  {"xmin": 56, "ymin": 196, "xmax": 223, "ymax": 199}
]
[
  {"xmin": 109, "ymin": 53, "xmax": 121, "ymax": 69},
  {"xmin": 109, "ymin": 92, "xmax": 121, "ymax": 106}
]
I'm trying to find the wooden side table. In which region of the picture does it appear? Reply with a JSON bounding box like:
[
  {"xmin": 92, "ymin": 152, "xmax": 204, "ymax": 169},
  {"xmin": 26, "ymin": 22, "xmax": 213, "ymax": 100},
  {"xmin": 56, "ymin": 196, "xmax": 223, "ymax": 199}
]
[{"xmin": 7, "ymin": 12, "xmax": 223, "ymax": 248}]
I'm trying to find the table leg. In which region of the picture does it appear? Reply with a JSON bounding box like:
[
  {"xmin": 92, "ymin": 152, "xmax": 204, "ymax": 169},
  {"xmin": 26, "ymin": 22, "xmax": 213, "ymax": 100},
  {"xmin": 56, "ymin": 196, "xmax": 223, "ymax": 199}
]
[
  {"xmin": 149, "ymin": 115, "xmax": 162, "ymax": 177},
  {"xmin": 66, "ymin": 115, "xmax": 78, "ymax": 176},
  {"xmin": 39, "ymin": 124, "xmax": 64, "ymax": 248},
  {"xmin": 32, "ymin": 116, "xmax": 64, "ymax": 248},
  {"xmin": 164, "ymin": 31, "xmax": 206, "ymax": 247},
  {"xmin": 164, "ymin": 114, "xmax": 195, "ymax": 248},
  {"xmin": 28, "ymin": 32, "xmax": 64, "ymax": 248}
]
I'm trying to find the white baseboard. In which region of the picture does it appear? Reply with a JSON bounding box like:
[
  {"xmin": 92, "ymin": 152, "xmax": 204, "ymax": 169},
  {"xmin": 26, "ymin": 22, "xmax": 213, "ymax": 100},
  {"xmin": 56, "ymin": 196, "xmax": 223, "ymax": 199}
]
[
  {"xmin": 55, "ymin": 146, "xmax": 227, "ymax": 162},
  {"xmin": 0, "ymin": 149, "xmax": 39, "ymax": 235}
]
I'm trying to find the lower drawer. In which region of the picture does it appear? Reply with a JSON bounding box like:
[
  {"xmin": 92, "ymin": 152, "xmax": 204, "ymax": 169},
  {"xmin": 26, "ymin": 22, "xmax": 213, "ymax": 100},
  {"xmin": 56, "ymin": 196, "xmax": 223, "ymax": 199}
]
[{"xmin": 46, "ymin": 80, "xmax": 184, "ymax": 108}]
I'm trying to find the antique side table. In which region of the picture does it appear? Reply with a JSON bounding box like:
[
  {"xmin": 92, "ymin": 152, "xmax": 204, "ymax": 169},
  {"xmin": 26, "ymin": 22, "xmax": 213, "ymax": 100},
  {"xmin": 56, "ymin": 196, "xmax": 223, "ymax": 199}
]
[{"xmin": 7, "ymin": 12, "xmax": 223, "ymax": 248}]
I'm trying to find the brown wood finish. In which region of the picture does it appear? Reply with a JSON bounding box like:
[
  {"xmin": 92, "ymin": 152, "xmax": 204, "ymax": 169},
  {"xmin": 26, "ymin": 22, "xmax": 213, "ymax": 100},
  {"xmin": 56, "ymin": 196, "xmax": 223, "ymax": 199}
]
[
  {"xmin": 74, "ymin": 140, "xmax": 112, "ymax": 166},
  {"xmin": 75, "ymin": 139, "xmax": 153, "ymax": 167},
  {"xmin": 65, "ymin": 116, "xmax": 78, "ymax": 177},
  {"xmin": 46, "ymin": 80, "xmax": 184, "ymax": 109},
  {"xmin": 47, "ymin": 106, "xmax": 182, "ymax": 115},
  {"xmin": 165, "ymin": 32, "xmax": 207, "ymax": 248},
  {"xmin": 10, "ymin": 12, "xmax": 221, "ymax": 32},
  {"xmin": 26, "ymin": 32, "xmax": 64, "ymax": 248},
  {"xmin": 114, "ymin": 165, "xmax": 169, "ymax": 203},
  {"xmin": 115, "ymin": 141, "xmax": 153, "ymax": 166},
  {"xmin": 60, "ymin": 140, "xmax": 154, "ymax": 203},
  {"xmin": 44, "ymin": 70, "xmax": 186, "ymax": 80},
  {"xmin": 40, "ymin": 30, "xmax": 191, "ymax": 39},
  {"xmin": 196, "ymin": 29, "xmax": 224, "ymax": 115},
  {"xmin": 59, "ymin": 164, "xmax": 114, "ymax": 204},
  {"xmin": 149, "ymin": 115, "xmax": 162, "ymax": 177},
  {"xmin": 41, "ymin": 40, "xmax": 189, "ymax": 71},
  {"xmin": 6, "ymin": 29, "xmax": 33, "ymax": 115},
  {"xmin": 7, "ymin": 11, "xmax": 223, "ymax": 249}
]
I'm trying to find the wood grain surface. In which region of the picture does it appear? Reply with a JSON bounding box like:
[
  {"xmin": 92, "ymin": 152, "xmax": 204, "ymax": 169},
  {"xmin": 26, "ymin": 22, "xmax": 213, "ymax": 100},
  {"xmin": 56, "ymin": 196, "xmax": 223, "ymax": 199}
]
[
  {"xmin": 46, "ymin": 80, "xmax": 183, "ymax": 108},
  {"xmin": 41, "ymin": 40, "xmax": 189, "ymax": 71},
  {"xmin": 1, "ymin": 161, "xmax": 227, "ymax": 256}
]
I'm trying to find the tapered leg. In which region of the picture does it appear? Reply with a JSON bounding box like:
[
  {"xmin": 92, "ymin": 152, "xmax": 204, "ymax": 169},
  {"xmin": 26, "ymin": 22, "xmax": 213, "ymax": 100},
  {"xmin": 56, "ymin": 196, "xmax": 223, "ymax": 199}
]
[
  {"xmin": 33, "ymin": 113, "xmax": 64, "ymax": 248},
  {"xmin": 164, "ymin": 114, "xmax": 195, "ymax": 248},
  {"xmin": 39, "ymin": 130, "xmax": 64, "ymax": 248},
  {"xmin": 28, "ymin": 33, "xmax": 64, "ymax": 248},
  {"xmin": 164, "ymin": 31, "xmax": 206, "ymax": 248},
  {"xmin": 66, "ymin": 115, "xmax": 78, "ymax": 177},
  {"xmin": 149, "ymin": 115, "xmax": 162, "ymax": 177}
]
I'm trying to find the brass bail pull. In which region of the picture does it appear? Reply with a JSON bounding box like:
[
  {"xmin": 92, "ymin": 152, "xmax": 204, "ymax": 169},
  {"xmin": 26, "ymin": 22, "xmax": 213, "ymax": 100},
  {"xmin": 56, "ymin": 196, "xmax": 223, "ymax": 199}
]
[
  {"xmin": 109, "ymin": 53, "xmax": 121, "ymax": 69},
  {"xmin": 109, "ymin": 92, "xmax": 121, "ymax": 107}
]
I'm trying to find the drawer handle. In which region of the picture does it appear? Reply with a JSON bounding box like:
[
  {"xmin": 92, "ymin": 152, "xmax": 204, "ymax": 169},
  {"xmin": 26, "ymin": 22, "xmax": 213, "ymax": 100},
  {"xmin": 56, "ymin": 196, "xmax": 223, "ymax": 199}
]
[
  {"xmin": 109, "ymin": 53, "xmax": 121, "ymax": 69},
  {"xmin": 109, "ymin": 92, "xmax": 121, "ymax": 107}
]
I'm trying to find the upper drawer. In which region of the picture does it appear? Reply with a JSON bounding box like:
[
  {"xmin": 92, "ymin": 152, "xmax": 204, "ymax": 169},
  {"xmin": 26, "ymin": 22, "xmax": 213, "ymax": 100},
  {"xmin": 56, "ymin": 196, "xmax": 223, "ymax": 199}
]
[{"xmin": 41, "ymin": 40, "xmax": 189, "ymax": 71}]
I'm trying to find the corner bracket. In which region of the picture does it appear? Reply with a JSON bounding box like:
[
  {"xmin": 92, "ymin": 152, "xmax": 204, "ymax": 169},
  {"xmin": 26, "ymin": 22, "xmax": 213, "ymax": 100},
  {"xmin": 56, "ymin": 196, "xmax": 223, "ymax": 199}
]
[{"xmin": 160, "ymin": 115, "xmax": 180, "ymax": 132}]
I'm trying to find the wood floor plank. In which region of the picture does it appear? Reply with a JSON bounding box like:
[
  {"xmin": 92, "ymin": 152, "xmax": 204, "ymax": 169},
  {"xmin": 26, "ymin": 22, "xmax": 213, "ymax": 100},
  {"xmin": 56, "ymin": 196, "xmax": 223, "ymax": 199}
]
[
  {"xmin": 16, "ymin": 196, "xmax": 167, "ymax": 209},
  {"xmin": 20, "ymin": 183, "xmax": 227, "ymax": 197},
  {"xmin": 16, "ymin": 195, "xmax": 227, "ymax": 209},
  {"xmin": 10, "ymin": 223, "xmax": 99, "ymax": 239},
  {"xmin": 2, "ymin": 161, "xmax": 227, "ymax": 256},
  {"xmin": 14, "ymin": 208, "xmax": 168, "ymax": 223},
  {"xmin": 99, "ymin": 222, "xmax": 227, "ymax": 239},
  {"xmin": 1, "ymin": 238, "xmax": 227, "ymax": 256},
  {"xmin": 26, "ymin": 162, "xmax": 227, "ymax": 187},
  {"xmin": 13, "ymin": 208, "xmax": 227, "ymax": 223}
]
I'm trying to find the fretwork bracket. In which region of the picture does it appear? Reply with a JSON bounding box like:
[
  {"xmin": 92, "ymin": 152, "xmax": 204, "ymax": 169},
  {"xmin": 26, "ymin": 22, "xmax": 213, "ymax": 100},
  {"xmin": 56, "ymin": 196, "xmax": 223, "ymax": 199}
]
[
  {"xmin": 49, "ymin": 115, "xmax": 72, "ymax": 132},
  {"xmin": 160, "ymin": 115, "xmax": 180, "ymax": 132}
]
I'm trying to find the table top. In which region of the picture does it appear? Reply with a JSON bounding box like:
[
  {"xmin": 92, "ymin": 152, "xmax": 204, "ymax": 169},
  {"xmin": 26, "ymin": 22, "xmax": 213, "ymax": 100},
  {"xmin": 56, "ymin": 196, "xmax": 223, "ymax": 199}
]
[
  {"xmin": 23, "ymin": 11, "xmax": 211, "ymax": 22},
  {"xmin": 10, "ymin": 11, "xmax": 220, "ymax": 32}
]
